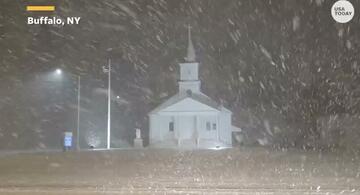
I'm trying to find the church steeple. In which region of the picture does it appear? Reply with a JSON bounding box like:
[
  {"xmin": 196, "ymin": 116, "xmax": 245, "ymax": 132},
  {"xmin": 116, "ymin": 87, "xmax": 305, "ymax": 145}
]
[
  {"xmin": 185, "ymin": 25, "xmax": 196, "ymax": 62},
  {"xmin": 178, "ymin": 25, "xmax": 201, "ymax": 94}
]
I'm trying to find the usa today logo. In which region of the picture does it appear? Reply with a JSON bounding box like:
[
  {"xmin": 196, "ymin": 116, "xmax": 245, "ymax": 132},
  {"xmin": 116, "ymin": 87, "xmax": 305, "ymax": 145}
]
[{"xmin": 331, "ymin": 0, "xmax": 354, "ymax": 23}]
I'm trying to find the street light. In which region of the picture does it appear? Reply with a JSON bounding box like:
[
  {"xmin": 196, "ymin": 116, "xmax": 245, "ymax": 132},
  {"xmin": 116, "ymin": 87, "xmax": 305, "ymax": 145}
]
[
  {"xmin": 102, "ymin": 59, "xmax": 112, "ymax": 150},
  {"xmin": 55, "ymin": 69, "xmax": 62, "ymax": 75},
  {"xmin": 54, "ymin": 69, "xmax": 81, "ymax": 151}
]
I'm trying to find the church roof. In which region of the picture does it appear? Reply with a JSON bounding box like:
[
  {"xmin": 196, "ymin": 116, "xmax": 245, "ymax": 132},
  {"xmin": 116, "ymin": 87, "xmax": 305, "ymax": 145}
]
[{"xmin": 149, "ymin": 92, "xmax": 223, "ymax": 114}]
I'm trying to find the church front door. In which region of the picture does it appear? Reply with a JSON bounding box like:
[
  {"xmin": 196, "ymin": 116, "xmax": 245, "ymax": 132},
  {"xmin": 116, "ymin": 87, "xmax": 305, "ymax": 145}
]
[{"xmin": 178, "ymin": 115, "xmax": 196, "ymax": 140}]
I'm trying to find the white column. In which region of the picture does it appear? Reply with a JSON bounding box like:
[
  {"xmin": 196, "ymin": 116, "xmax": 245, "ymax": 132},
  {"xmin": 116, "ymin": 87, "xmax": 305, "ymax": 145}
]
[
  {"xmin": 176, "ymin": 115, "xmax": 180, "ymax": 146},
  {"xmin": 149, "ymin": 114, "xmax": 153, "ymax": 144},
  {"xmin": 196, "ymin": 115, "xmax": 200, "ymax": 147},
  {"xmin": 158, "ymin": 115, "xmax": 163, "ymax": 141}
]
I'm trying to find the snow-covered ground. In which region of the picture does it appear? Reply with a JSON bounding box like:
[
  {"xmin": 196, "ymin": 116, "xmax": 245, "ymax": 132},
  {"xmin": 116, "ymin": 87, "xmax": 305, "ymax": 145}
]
[
  {"xmin": 149, "ymin": 139, "xmax": 232, "ymax": 150},
  {"xmin": 0, "ymin": 147, "xmax": 359, "ymax": 194}
]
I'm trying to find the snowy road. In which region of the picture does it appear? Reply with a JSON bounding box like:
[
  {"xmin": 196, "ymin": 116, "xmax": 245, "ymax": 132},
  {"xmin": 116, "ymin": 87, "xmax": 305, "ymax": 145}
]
[
  {"xmin": 0, "ymin": 187, "xmax": 356, "ymax": 195},
  {"xmin": 0, "ymin": 148, "xmax": 359, "ymax": 194},
  {"xmin": 0, "ymin": 183, "xmax": 357, "ymax": 195}
]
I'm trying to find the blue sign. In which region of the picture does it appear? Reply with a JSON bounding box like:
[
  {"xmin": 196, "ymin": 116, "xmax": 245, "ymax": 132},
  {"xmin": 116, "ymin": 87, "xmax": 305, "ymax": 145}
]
[{"xmin": 64, "ymin": 132, "xmax": 73, "ymax": 147}]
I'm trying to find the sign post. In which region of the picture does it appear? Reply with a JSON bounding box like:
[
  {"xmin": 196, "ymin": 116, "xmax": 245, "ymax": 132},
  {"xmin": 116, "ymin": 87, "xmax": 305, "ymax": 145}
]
[{"xmin": 63, "ymin": 132, "xmax": 73, "ymax": 151}]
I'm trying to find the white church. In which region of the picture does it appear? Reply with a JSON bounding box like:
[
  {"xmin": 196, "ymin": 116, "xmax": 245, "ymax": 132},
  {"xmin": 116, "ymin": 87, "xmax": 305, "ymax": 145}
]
[{"xmin": 148, "ymin": 27, "xmax": 236, "ymax": 149}]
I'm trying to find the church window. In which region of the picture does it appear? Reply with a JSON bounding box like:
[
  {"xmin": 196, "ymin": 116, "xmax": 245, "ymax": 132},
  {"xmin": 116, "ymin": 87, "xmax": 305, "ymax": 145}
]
[
  {"xmin": 169, "ymin": 121, "xmax": 174, "ymax": 132},
  {"xmin": 206, "ymin": 122, "xmax": 211, "ymax": 131},
  {"xmin": 212, "ymin": 123, "xmax": 217, "ymax": 130}
]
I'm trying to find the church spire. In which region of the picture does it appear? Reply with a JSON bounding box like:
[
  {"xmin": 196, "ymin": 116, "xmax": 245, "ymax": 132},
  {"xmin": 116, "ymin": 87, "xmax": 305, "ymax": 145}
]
[
  {"xmin": 179, "ymin": 25, "xmax": 200, "ymax": 93},
  {"xmin": 184, "ymin": 25, "xmax": 196, "ymax": 62}
]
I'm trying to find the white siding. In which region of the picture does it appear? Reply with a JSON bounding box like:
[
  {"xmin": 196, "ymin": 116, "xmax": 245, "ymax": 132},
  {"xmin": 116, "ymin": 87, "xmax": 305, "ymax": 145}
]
[
  {"xmin": 219, "ymin": 111, "xmax": 232, "ymax": 144},
  {"xmin": 179, "ymin": 81, "xmax": 201, "ymax": 93},
  {"xmin": 149, "ymin": 100, "xmax": 233, "ymax": 148},
  {"xmin": 179, "ymin": 62, "xmax": 199, "ymax": 81},
  {"xmin": 149, "ymin": 114, "xmax": 157, "ymax": 144},
  {"xmin": 156, "ymin": 115, "xmax": 173, "ymax": 141},
  {"xmin": 197, "ymin": 115, "xmax": 217, "ymax": 140}
]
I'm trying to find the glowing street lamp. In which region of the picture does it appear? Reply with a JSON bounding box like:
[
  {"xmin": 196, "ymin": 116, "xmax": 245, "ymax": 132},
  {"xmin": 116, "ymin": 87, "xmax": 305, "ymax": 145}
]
[{"xmin": 55, "ymin": 68, "xmax": 62, "ymax": 75}]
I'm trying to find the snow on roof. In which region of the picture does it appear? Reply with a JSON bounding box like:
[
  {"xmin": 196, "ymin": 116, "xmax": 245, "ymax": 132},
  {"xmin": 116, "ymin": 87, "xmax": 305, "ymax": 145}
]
[
  {"xmin": 148, "ymin": 92, "xmax": 227, "ymax": 114},
  {"xmin": 232, "ymin": 125, "xmax": 242, "ymax": 132}
]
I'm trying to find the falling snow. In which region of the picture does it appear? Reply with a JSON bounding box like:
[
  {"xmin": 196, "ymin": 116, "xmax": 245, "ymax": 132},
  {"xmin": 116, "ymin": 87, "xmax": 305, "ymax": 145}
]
[{"xmin": 0, "ymin": 0, "xmax": 360, "ymax": 193}]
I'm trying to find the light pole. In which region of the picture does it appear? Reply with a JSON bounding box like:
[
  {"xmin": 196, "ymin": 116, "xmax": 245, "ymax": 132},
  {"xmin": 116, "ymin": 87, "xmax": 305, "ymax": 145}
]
[
  {"xmin": 102, "ymin": 59, "xmax": 112, "ymax": 150},
  {"xmin": 76, "ymin": 75, "xmax": 81, "ymax": 151},
  {"xmin": 106, "ymin": 59, "xmax": 111, "ymax": 150},
  {"xmin": 54, "ymin": 69, "xmax": 81, "ymax": 151}
]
